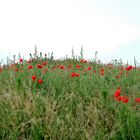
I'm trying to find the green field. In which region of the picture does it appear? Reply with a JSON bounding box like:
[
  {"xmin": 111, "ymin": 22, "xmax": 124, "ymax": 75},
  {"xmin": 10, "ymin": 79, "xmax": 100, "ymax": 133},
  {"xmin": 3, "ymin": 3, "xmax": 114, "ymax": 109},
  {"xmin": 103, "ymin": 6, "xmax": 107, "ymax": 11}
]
[{"xmin": 0, "ymin": 49, "xmax": 140, "ymax": 140}]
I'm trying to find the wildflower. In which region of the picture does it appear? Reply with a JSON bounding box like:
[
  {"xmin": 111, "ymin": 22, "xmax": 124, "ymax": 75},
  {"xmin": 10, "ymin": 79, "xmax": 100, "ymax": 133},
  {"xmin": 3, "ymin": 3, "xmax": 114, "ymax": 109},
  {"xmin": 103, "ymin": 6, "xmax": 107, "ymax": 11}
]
[
  {"xmin": 126, "ymin": 65, "xmax": 133, "ymax": 71},
  {"xmin": 59, "ymin": 65, "xmax": 65, "ymax": 70},
  {"xmin": 32, "ymin": 75, "xmax": 37, "ymax": 81},
  {"xmin": 114, "ymin": 92, "xmax": 120, "ymax": 98},
  {"xmin": 76, "ymin": 65, "xmax": 81, "ymax": 69},
  {"xmin": 28, "ymin": 65, "xmax": 33, "ymax": 70},
  {"xmin": 122, "ymin": 97, "xmax": 129, "ymax": 103},
  {"xmin": 71, "ymin": 72, "xmax": 76, "ymax": 77},
  {"xmin": 115, "ymin": 75, "xmax": 120, "ymax": 79},
  {"xmin": 83, "ymin": 60, "xmax": 87, "ymax": 63},
  {"xmin": 100, "ymin": 68, "xmax": 104, "ymax": 72},
  {"xmin": 71, "ymin": 72, "xmax": 80, "ymax": 77},
  {"xmin": 100, "ymin": 68, "xmax": 104, "ymax": 76},
  {"xmin": 38, "ymin": 79, "xmax": 43, "ymax": 84},
  {"xmin": 114, "ymin": 88, "xmax": 121, "ymax": 98},
  {"xmin": 87, "ymin": 66, "xmax": 92, "ymax": 70},
  {"xmin": 100, "ymin": 71, "xmax": 104, "ymax": 76},
  {"xmin": 93, "ymin": 70, "xmax": 96, "ymax": 73},
  {"xmin": 19, "ymin": 58, "xmax": 23, "ymax": 63},
  {"xmin": 75, "ymin": 73, "xmax": 80, "ymax": 77},
  {"xmin": 117, "ymin": 96, "xmax": 124, "ymax": 101},
  {"xmin": 135, "ymin": 98, "xmax": 140, "ymax": 103},
  {"xmin": 36, "ymin": 64, "xmax": 43, "ymax": 69}
]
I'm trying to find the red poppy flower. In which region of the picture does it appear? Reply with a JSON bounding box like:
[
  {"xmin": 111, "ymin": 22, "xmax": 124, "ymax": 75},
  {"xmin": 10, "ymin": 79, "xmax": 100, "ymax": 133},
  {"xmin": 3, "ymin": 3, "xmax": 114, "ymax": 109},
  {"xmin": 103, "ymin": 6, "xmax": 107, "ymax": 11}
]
[
  {"xmin": 87, "ymin": 67, "xmax": 92, "ymax": 70},
  {"xmin": 71, "ymin": 72, "xmax": 80, "ymax": 77},
  {"xmin": 36, "ymin": 64, "xmax": 43, "ymax": 69},
  {"xmin": 100, "ymin": 68, "xmax": 104, "ymax": 72},
  {"xmin": 59, "ymin": 65, "xmax": 65, "ymax": 70},
  {"xmin": 32, "ymin": 75, "xmax": 37, "ymax": 81},
  {"xmin": 122, "ymin": 97, "xmax": 129, "ymax": 103},
  {"xmin": 76, "ymin": 65, "xmax": 81, "ymax": 69},
  {"xmin": 100, "ymin": 71, "xmax": 104, "ymax": 76},
  {"xmin": 116, "ymin": 75, "xmax": 120, "ymax": 79},
  {"xmin": 38, "ymin": 79, "xmax": 43, "ymax": 84},
  {"xmin": 114, "ymin": 88, "xmax": 121, "ymax": 98},
  {"xmin": 135, "ymin": 98, "xmax": 140, "ymax": 103},
  {"xmin": 75, "ymin": 73, "xmax": 80, "ymax": 77},
  {"xmin": 93, "ymin": 70, "xmax": 96, "ymax": 73},
  {"xmin": 126, "ymin": 65, "xmax": 133, "ymax": 71},
  {"xmin": 71, "ymin": 72, "xmax": 76, "ymax": 77},
  {"xmin": 28, "ymin": 65, "xmax": 33, "ymax": 70},
  {"xmin": 19, "ymin": 58, "xmax": 23, "ymax": 63},
  {"xmin": 114, "ymin": 92, "xmax": 120, "ymax": 98},
  {"xmin": 117, "ymin": 96, "xmax": 124, "ymax": 101},
  {"xmin": 100, "ymin": 68, "xmax": 104, "ymax": 76}
]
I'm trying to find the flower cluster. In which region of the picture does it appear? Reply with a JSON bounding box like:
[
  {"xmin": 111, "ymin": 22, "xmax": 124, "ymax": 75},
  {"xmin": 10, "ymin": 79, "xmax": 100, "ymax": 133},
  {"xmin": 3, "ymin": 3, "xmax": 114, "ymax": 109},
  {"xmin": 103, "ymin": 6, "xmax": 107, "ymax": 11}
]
[
  {"xmin": 32, "ymin": 75, "xmax": 43, "ymax": 84},
  {"xmin": 71, "ymin": 72, "xmax": 80, "ymax": 77},
  {"xmin": 114, "ymin": 87, "xmax": 140, "ymax": 104},
  {"xmin": 125, "ymin": 65, "xmax": 133, "ymax": 71},
  {"xmin": 114, "ymin": 87, "xmax": 129, "ymax": 103}
]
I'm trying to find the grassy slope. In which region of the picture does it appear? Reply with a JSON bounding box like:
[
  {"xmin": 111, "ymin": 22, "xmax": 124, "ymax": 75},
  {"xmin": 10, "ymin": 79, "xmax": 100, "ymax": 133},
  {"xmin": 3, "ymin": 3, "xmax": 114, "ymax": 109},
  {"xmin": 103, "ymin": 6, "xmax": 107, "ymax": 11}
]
[{"xmin": 0, "ymin": 58, "xmax": 140, "ymax": 140}]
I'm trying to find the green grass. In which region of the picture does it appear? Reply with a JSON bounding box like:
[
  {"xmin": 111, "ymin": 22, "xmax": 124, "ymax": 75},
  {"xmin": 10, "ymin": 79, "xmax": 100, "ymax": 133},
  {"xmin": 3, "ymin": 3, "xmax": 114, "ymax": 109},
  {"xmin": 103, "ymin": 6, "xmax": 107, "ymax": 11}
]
[{"xmin": 0, "ymin": 50, "xmax": 140, "ymax": 140}]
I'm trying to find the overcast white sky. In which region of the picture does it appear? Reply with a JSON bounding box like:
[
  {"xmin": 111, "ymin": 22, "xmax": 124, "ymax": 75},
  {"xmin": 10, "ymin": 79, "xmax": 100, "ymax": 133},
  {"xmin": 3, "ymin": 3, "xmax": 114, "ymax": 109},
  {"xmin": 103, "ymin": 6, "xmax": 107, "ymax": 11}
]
[{"xmin": 0, "ymin": 0, "xmax": 140, "ymax": 65}]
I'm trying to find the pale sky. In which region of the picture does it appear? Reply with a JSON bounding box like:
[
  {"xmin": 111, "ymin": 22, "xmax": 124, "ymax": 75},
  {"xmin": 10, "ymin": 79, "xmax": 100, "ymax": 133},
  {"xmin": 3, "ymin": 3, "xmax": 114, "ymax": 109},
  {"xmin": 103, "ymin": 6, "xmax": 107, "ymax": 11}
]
[{"xmin": 0, "ymin": 0, "xmax": 140, "ymax": 65}]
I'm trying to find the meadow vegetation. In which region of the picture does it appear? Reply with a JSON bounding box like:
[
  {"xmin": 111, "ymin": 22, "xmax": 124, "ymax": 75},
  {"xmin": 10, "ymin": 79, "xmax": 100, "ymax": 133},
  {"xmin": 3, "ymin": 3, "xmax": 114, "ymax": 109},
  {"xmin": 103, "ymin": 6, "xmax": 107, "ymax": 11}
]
[{"xmin": 0, "ymin": 48, "xmax": 140, "ymax": 140}]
